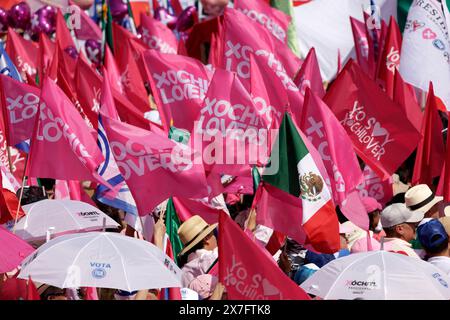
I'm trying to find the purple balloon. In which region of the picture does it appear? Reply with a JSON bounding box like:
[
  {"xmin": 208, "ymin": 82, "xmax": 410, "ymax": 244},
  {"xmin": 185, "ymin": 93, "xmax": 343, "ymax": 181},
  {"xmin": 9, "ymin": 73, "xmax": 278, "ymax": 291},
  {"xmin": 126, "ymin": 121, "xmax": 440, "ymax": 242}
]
[
  {"xmin": 9, "ymin": 2, "xmax": 31, "ymax": 30},
  {"xmin": 64, "ymin": 46, "xmax": 79, "ymax": 60},
  {"xmin": 154, "ymin": 7, "xmax": 177, "ymax": 30},
  {"xmin": 40, "ymin": 5, "xmax": 57, "ymax": 20},
  {"xmin": 109, "ymin": 0, "xmax": 128, "ymax": 22},
  {"xmin": 85, "ymin": 39, "xmax": 102, "ymax": 66},
  {"xmin": 30, "ymin": 11, "xmax": 55, "ymax": 37},
  {"xmin": 176, "ymin": 6, "xmax": 196, "ymax": 32},
  {"xmin": 0, "ymin": 8, "xmax": 8, "ymax": 33}
]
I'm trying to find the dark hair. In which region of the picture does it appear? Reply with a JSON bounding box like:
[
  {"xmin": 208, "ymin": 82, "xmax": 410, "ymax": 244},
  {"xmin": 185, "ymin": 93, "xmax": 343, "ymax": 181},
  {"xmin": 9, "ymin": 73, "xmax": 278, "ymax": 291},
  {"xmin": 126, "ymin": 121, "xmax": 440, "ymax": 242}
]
[
  {"xmin": 424, "ymin": 235, "xmax": 449, "ymax": 255},
  {"xmin": 40, "ymin": 286, "xmax": 66, "ymax": 300},
  {"xmin": 385, "ymin": 193, "xmax": 405, "ymax": 207}
]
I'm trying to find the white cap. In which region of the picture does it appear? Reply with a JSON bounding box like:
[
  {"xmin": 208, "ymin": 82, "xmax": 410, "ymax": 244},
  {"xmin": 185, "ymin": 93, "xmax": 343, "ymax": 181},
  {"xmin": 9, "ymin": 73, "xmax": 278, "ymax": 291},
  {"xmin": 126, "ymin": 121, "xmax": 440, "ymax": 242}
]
[{"xmin": 381, "ymin": 203, "xmax": 424, "ymax": 228}]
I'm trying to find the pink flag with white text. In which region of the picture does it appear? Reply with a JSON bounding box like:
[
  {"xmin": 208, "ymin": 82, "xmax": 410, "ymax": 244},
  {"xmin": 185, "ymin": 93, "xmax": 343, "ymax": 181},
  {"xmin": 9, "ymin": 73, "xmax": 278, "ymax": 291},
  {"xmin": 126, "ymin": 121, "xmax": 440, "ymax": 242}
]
[
  {"xmin": 101, "ymin": 115, "xmax": 209, "ymax": 215},
  {"xmin": 142, "ymin": 50, "xmax": 213, "ymax": 132},
  {"xmin": 234, "ymin": 0, "xmax": 290, "ymax": 44},
  {"xmin": 219, "ymin": 210, "xmax": 311, "ymax": 300},
  {"xmin": 300, "ymin": 88, "xmax": 364, "ymax": 207},
  {"xmin": 139, "ymin": 13, "xmax": 178, "ymax": 54},
  {"xmin": 0, "ymin": 75, "xmax": 40, "ymax": 146},
  {"xmin": 29, "ymin": 78, "xmax": 104, "ymax": 181},
  {"xmin": 191, "ymin": 68, "xmax": 271, "ymax": 176},
  {"xmin": 220, "ymin": 9, "xmax": 301, "ymax": 88}
]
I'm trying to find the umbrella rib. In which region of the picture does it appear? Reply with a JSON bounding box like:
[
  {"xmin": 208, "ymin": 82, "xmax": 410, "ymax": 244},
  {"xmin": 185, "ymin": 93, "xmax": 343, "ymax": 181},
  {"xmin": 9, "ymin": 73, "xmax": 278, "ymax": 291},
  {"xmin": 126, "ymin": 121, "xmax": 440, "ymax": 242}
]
[
  {"xmin": 104, "ymin": 235, "xmax": 132, "ymax": 292},
  {"xmin": 323, "ymin": 251, "xmax": 378, "ymax": 300}
]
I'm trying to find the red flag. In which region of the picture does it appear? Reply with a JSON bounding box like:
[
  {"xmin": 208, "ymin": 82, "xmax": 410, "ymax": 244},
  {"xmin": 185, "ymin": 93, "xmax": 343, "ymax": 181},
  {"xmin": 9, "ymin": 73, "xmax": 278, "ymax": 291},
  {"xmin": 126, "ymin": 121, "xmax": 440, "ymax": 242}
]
[
  {"xmin": 55, "ymin": 9, "xmax": 77, "ymax": 53},
  {"xmin": 218, "ymin": 211, "xmax": 311, "ymax": 300},
  {"xmin": 376, "ymin": 16, "xmax": 402, "ymax": 98},
  {"xmin": 0, "ymin": 188, "xmax": 25, "ymax": 224},
  {"xmin": 29, "ymin": 77, "xmax": 104, "ymax": 182},
  {"xmin": 139, "ymin": 13, "xmax": 178, "ymax": 54},
  {"xmin": 294, "ymin": 47, "xmax": 325, "ymax": 98},
  {"xmin": 142, "ymin": 49, "xmax": 212, "ymax": 132},
  {"xmin": 26, "ymin": 277, "xmax": 40, "ymax": 300},
  {"xmin": 440, "ymin": 122, "xmax": 450, "ymax": 201},
  {"xmin": 6, "ymin": 28, "xmax": 38, "ymax": 81},
  {"xmin": 234, "ymin": 0, "xmax": 291, "ymax": 44},
  {"xmin": 104, "ymin": 46, "xmax": 124, "ymax": 95},
  {"xmin": 412, "ymin": 82, "xmax": 445, "ymax": 186},
  {"xmin": 324, "ymin": 60, "xmax": 421, "ymax": 180},
  {"xmin": 112, "ymin": 23, "xmax": 150, "ymax": 114},
  {"xmin": 393, "ymin": 70, "xmax": 423, "ymax": 132},
  {"xmin": 101, "ymin": 115, "xmax": 209, "ymax": 215}
]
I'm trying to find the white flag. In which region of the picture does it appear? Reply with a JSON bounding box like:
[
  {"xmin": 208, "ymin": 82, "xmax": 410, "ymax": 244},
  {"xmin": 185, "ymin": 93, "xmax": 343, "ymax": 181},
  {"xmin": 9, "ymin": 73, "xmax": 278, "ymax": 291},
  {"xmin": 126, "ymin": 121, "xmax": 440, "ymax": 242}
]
[{"xmin": 399, "ymin": 0, "xmax": 450, "ymax": 110}]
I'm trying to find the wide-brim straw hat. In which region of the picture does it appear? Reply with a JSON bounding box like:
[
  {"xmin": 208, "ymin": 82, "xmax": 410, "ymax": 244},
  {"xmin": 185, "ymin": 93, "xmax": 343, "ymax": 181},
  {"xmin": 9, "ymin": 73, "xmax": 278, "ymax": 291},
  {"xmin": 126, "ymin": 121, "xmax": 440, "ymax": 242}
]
[
  {"xmin": 178, "ymin": 215, "xmax": 218, "ymax": 256},
  {"xmin": 405, "ymin": 184, "xmax": 443, "ymax": 214}
]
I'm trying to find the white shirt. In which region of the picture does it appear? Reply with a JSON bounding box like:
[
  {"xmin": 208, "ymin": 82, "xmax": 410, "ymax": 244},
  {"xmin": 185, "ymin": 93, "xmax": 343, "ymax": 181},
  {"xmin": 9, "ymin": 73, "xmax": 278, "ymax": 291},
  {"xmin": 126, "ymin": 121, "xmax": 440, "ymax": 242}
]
[{"xmin": 427, "ymin": 256, "xmax": 450, "ymax": 277}]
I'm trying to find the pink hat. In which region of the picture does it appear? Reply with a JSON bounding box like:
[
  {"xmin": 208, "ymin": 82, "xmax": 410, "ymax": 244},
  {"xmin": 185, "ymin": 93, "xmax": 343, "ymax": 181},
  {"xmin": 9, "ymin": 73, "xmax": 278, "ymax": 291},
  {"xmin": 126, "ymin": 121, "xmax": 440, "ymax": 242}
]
[
  {"xmin": 351, "ymin": 236, "xmax": 381, "ymax": 253},
  {"xmin": 361, "ymin": 197, "xmax": 382, "ymax": 214},
  {"xmin": 188, "ymin": 274, "xmax": 218, "ymax": 299}
]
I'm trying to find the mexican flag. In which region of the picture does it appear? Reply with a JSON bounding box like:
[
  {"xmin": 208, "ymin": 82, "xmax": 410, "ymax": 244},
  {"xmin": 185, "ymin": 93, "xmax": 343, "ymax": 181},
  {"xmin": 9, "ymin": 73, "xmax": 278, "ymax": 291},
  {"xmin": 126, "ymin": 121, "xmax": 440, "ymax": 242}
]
[{"xmin": 262, "ymin": 113, "xmax": 340, "ymax": 253}]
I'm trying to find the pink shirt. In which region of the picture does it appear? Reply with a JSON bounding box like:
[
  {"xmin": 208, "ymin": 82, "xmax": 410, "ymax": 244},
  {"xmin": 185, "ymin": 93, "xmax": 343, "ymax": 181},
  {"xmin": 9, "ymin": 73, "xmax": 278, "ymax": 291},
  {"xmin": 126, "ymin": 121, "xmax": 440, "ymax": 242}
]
[{"xmin": 181, "ymin": 248, "xmax": 218, "ymax": 287}]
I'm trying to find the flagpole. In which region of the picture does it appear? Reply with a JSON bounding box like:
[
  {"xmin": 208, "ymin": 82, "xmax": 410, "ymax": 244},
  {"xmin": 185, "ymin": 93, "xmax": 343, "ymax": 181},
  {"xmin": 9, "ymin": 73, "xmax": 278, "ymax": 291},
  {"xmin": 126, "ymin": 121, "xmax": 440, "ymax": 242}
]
[{"xmin": 11, "ymin": 151, "xmax": 29, "ymax": 234}]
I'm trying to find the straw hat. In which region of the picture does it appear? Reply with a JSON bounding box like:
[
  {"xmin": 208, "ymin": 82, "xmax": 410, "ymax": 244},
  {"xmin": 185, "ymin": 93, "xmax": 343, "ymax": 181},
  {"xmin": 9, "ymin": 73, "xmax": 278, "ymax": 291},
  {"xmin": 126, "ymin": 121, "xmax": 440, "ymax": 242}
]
[
  {"xmin": 178, "ymin": 215, "xmax": 218, "ymax": 256},
  {"xmin": 404, "ymin": 184, "xmax": 443, "ymax": 214},
  {"xmin": 438, "ymin": 216, "xmax": 450, "ymax": 237}
]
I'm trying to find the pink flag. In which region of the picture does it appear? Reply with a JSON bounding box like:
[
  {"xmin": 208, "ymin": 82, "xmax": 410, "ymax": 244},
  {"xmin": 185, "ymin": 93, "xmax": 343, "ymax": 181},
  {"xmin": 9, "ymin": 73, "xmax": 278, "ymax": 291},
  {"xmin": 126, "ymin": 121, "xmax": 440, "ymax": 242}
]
[
  {"xmin": 350, "ymin": 17, "xmax": 371, "ymax": 76},
  {"xmin": 29, "ymin": 77, "xmax": 105, "ymax": 182},
  {"xmin": 54, "ymin": 179, "xmax": 70, "ymax": 199},
  {"xmin": 139, "ymin": 13, "xmax": 178, "ymax": 54},
  {"xmin": 101, "ymin": 115, "xmax": 209, "ymax": 215},
  {"xmin": 220, "ymin": 9, "xmax": 301, "ymax": 87},
  {"xmin": 191, "ymin": 68, "xmax": 271, "ymax": 176},
  {"xmin": 0, "ymin": 75, "xmax": 40, "ymax": 146},
  {"xmin": 301, "ymin": 88, "xmax": 364, "ymax": 208},
  {"xmin": 254, "ymin": 181, "xmax": 307, "ymax": 245},
  {"xmin": 6, "ymin": 28, "xmax": 38, "ymax": 81},
  {"xmin": 356, "ymin": 165, "xmax": 393, "ymax": 207},
  {"xmin": 172, "ymin": 196, "xmax": 225, "ymax": 224},
  {"xmin": 324, "ymin": 60, "xmax": 421, "ymax": 180},
  {"xmin": 142, "ymin": 50, "xmax": 213, "ymax": 132},
  {"xmin": 104, "ymin": 46, "xmax": 124, "ymax": 95},
  {"xmin": 294, "ymin": 47, "xmax": 325, "ymax": 98},
  {"xmin": 69, "ymin": 1, "xmax": 102, "ymax": 41},
  {"xmin": 219, "ymin": 210, "xmax": 311, "ymax": 300},
  {"xmin": 234, "ymin": 0, "xmax": 291, "ymax": 44}
]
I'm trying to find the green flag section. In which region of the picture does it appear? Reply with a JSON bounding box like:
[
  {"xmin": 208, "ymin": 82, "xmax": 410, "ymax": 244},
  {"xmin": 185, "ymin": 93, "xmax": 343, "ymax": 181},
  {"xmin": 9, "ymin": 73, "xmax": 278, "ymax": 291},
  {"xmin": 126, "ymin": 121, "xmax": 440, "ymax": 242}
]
[
  {"xmin": 252, "ymin": 166, "xmax": 261, "ymax": 194},
  {"xmin": 398, "ymin": 0, "xmax": 450, "ymax": 31},
  {"xmin": 165, "ymin": 198, "xmax": 183, "ymax": 265},
  {"xmin": 270, "ymin": 0, "xmax": 302, "ymax": 57},
  {"xmin": 262, "ymin": 113, "xmax": 340, "ymax": 253},
  {"xmin": 101, "ymin": 0, "xmax": 114, "ymax": 56}
]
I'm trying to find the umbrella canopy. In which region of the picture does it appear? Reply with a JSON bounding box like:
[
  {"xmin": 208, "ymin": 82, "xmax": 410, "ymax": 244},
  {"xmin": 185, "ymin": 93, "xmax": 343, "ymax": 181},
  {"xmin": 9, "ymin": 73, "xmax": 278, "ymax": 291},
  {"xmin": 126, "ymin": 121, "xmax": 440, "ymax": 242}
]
[
  {"xmin": 0, "ymin": 225, "xmax": 34, "ymax": 273},
  {"xmin": 14, "ymin": 199, "xmax": 120, "ymax": 243},
  {"xmin": 301, "ymin": 250, "xmax": 450, "ymax": 300},
  {"xmin": 18, "ymin": 232, "xmax": 182, "ymax": 291}
]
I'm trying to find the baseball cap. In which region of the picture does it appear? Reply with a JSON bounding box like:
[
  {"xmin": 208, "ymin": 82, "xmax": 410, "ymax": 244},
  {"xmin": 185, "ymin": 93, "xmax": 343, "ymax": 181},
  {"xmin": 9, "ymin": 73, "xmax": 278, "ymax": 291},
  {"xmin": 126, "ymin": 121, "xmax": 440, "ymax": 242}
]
[
  {"xmin": 381, "ymin": 203, "xmax": 424, "ymax": 228},
  {"xmin": 417, "ymin": 219, "xmax": 449, "ymax": 252},
  {"xmin": 361, "ymin": 197, "xmax": 382, "ymax": 214}
]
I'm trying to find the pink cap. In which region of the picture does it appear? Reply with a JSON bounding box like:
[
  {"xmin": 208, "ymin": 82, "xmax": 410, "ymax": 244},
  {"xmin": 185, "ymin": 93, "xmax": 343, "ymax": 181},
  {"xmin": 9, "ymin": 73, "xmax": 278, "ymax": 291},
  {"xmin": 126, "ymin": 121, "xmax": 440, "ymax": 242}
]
[{"xmin": 361, "ymin": 197, "xmax": 382, "ymax": 214}]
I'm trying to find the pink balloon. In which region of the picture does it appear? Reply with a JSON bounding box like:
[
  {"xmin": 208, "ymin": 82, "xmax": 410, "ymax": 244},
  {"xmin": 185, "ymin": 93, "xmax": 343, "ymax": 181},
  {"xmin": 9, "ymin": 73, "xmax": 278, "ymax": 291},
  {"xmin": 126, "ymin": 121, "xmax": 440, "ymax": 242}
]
[
  {"xmin": 8, "ymin": 2, "xmax": 31, "ymax": 30},
  {"xmin": 176, "ymin": 6, "xmax": 196, "ymax": 32},
  {"xmin": 154, "ymin": 7, "xmax": 177, "ymax": 30}
]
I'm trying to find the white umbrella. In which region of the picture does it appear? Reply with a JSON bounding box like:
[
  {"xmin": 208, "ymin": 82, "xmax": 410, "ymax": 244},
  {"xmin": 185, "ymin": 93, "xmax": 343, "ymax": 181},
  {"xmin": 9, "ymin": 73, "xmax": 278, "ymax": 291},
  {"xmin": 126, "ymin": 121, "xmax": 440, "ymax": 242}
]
[
  {"xmin": 18, "ymin": 232, "xmax": 182, "ymax": 291},
  {"xmin": 14, "ymin": 199, "xmax": 120, "ymax": 242},
  {"xmin": 301, "ymin": 251, "xmax": 450, "ymax": 300}
]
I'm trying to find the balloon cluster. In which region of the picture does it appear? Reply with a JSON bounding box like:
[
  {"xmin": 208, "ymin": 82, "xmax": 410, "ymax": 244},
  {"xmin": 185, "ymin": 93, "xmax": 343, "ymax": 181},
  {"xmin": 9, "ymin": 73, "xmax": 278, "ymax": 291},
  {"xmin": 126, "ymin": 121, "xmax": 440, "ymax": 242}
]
[{"xmin": 0, "ymin": 2, "xmax": 57, "ymax": 38}]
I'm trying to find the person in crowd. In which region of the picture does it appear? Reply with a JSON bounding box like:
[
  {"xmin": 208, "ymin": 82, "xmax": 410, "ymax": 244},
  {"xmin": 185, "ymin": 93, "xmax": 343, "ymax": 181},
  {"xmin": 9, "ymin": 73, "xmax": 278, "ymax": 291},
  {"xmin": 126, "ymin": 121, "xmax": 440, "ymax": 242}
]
[
  {"xmin": 361, "ymin": 197, "xmax": 383, "ymax": 234},
  {"xmin": 188, "ymin": 274, "xmax": 218, "ymax": 300},
  {"xmin": 177, "ymin": 215, "xmax": 218, "ymax": 288},
  {"xmin": 417, "ymin": 219, "xmax": 450, "ymax": 276},
  {"xmin": 38, "ymin": 285, "xmax": 68, "ymax": 300},
  {"xmin": 380, "ymin": 203, "xmax": 424, "ymax": 258},
  {"xmin": 439, "ymin": 216, "xmax": 450, "ymax": 238},
  {"xmin": 293, "ymin": 263, "xmax": 319, "ymax": 285},
  {"xmin": 405, "ymin": 184, "xmax": 443, "ymax": 218}
]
